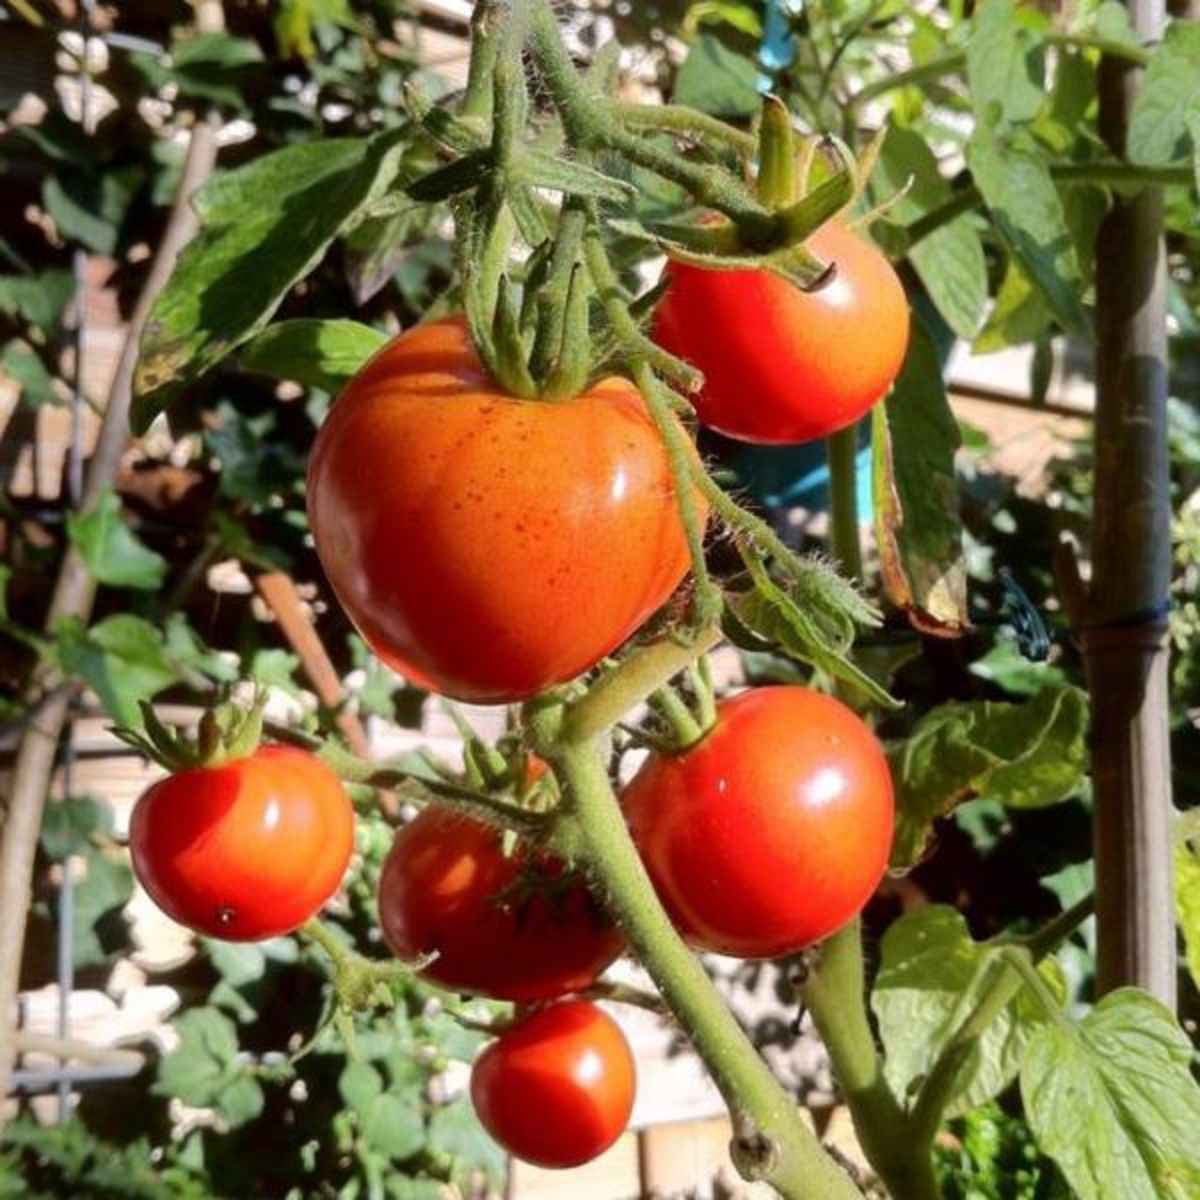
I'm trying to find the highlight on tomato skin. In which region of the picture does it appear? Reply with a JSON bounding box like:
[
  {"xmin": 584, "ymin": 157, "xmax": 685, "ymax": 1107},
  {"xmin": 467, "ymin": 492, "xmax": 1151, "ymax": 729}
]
[
  {"xmin": 620, "ymin": 685, "xmax": 895, "ymax": 959},
  {"xmin": 128, "ymin": 745, "xmax": 356, "ymax": 942},
  {"xmin": 306, "ymin": 314, "xmax": 706, "ymax": 705},
  {"xmin": 377, "ymin": 805, "xmax": 624, "ymax": 1002},
  {"xmin": 653, "ymin": 221, "xmax": 910, "ymax": 446},
  {"xmin": 469, "ymin": 1000, "xmax": 637, "ymax": 1169}
]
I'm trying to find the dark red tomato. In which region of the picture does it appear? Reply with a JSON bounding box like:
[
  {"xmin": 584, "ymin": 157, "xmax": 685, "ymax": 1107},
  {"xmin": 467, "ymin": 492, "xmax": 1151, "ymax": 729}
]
[
  {"xmin": 621, "ymin": 686, "xmax": 894, "ymax": 958},
  {"xmin": 470, "ymin": 1000, "xmax": 636, "ymax": 1169},
  {"xmin": 307, "ymin": 315, "xmax": 705, "ymax": 704},
  {"xmin": 653, "ymin": 221, "xmax": 909, "ymax": 445},
  {"xmin": 377, "ymin": 806, "xmax": 623, "ymax": 1002},
  {"xmin": 129, "ymin": 746, "xmax": 355, "ymax": 941}
]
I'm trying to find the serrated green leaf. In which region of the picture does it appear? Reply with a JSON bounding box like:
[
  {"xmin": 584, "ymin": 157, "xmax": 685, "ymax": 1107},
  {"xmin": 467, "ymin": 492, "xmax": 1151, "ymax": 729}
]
[
  {"xmin": 134, "ymin": 128, "xmax": 410, "ymax": 431},
  {"xmin": 1128, "ymin": 22, "xmax": 1200, "ymax": 168},
  {"xmin": 873, "ymin": 906, "xmax": 1066, "ymax": 1116},
  {"xmin": 1, "ymin": 340, "xmax": 62, "ymax": 407},
  {"xmin": 1174, "ymin": 822, "xmax": 1200, "ymax": 993},
  {"xmin": 889, "ymin": 684, "xmax": 1090, "ymax": 867},
  {"xmin": 360, "ymin": 1092, "xmax": 425, "ymax": 1160},
  {"xmin": 70, "ymin": 848, "xmax": 133, "ymax": 969},
  {"xmin": 156, "ymin": 1009, "xmax": 240, "ymax": 1107},
  {"xmin": 66, "ymin": 489, "xmax": 168, "ymax": 591},
  {"xmin": 40, "ymin": 795, "xmax": 113, "ymax": 861},
  {"xmin": 241, "ymin": 319, "xmax": 388, "ymax": 392},
  {"xmin": 974, "ymin": 258, "xmax": 1053, "ymax": 352},
  {"xmin": 673, "ymin": 33, "xmax": 760, "ymax": 118},
  {"xmin": 339, "ymin": 1061, "xmax": 384, "ymax": 1112},
  {"xmin": 967, "ymin": 130, "xmax": 1091, "ymax": 339},
  {"xmin": 872, "ymin": 322, "xmax": 967, "ymax": 636},
  {"xmin": 214, "ymin": 1074, "xmax": 263, "ymax": 1127},
  {"xmin": 967, "ymin": 0, "xmax": 1047, "ymax": 130},
  {"xmin": 873, "ymin": 129, "xmax": 987, "ymax": 339},
  {"xmin": 427, "ymin": 1099, "xmax": 506, "ymax": 1187},
  {"xmin": 0, "ymin": 270, "xmax": 75, "ymax": 331},
  {"xmin": 1022, "ymin": 989, "xmax": 1200, "ymax": 1200}
]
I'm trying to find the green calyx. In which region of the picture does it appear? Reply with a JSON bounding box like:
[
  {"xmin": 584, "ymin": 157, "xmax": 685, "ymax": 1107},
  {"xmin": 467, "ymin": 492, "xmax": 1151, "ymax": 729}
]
[{"xmin": 114, "ymin": 693, "xmax": 268, "ymax": 772}]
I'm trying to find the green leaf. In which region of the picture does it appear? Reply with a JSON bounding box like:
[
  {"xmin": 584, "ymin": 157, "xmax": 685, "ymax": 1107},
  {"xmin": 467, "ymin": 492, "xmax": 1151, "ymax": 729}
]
[
  {"xmin": 241, "ymin": 319, "xmax": 388, "ymax": 392},
  {"xmin": 339, "ymin": 1061, "xmax": 384, "ymax": 1112},
  {"xmin": 134, "ymin": 128, "xmax": 410, "ymax": 431},
  {"xmin": 70, "ymin": 848, "xmax": 133, "ymax": 969},
  {"xmin": 967, "ymin": 0, "xmax": 1048, "ymax": 129},
  {"xmin": 156, "ymin": 1009, "xmax": 239, "ymax": 1107},
  {"xmin": 973, "ymin": 258, "xmax": 1052, "ymax": 353},
  {"xmin": 131, "ymin": 34, "xmax": 265, "ymax": 109},
  {"xmin": 967, "ymin": 130, "xmax": 1091, "ymax": 339},
  {"xmin": 889, "ymin": 684, "xmax": 1090, "ymax": 867},
  {"xmin": 873, "ymin": 906, "xmax": 1065, "ymax": 1116},
  {"xmin": 214, "ymin": 1074, "xmax": 264, "ymax": 1127},
  {"xmin": 732, "ymin": 556, "xmax": 897, "ymax": 708},
  {"xmin": 66, "ymin": 489, "xmax": 168, "ymax": 591},
  {"xmin": 1128, "ymin": 22, "xmax": 1200, "ymax": 167},
  {"xmin": 872, "ymin": 322, "xmax": 967, "ymax": 634},
  {"xmin": 673, "ymin": 34, "xmax": 760, "ymax": 118},
  {"xmin": 342, "ymin": 204, "xmax": 429, "ymax": 306},
  {"xmin": 873, "ymin": 129, "xmax": 988, "ymax": 339},
  {"xmin": 427, "ymin": 1099, "xmax": 506, "ymax": 1187},
  {"xmin": 1, "ymin": 340, "xmax": 61, "ymax": 407},
  {"xmin": 968, "ymin": 640, "xmax": 1068, "ymax": 697},
  {"xmin": 0, "ymin": 270, "xmax": 75, "ymax": 331},
  {"xmin": 1022, "ymin": 989, "xmax": 1200, "ymax": 1200},
  {"xmin": 249, "ymin": 648, "xmax": 302, "ymax": 695},
  {"xmin": 360, "ymin": 1092, "xmax": 425, "ymax": 1160},
  {"xmin": 1174, "ymin": 821, "xmax": 1200, "ymax": 993},
  {"xmin": 55, "ymin": 615, "xmax": 177, "ymax": 726},
  {"xmin": 40, "ymin": 795, "xmax": 113, "ymax": 861},
  {"xmin": 42, "ymin": 167, "xmax": 142, "ymax": 255}
]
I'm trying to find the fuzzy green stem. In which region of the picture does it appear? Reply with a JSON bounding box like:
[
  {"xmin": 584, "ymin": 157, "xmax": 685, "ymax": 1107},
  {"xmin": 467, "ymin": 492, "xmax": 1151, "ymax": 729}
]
[
  {"xmin": 529, "ymin": 201, "xmax": 586, "ymax": 382},
  {"xmin": 462, "ymin": 0, "xmax": 502, "ymax": 119},
  {"xmin": 527, "ymin": 1, "xmax": 775, "ymax": 244},
  {"xmin": 827, "ymin": 423, "xmax": 865, "ymax": 579},
  {"xmin": 564, "ymin": 627, "xmax": 723, "ymax": 743},
  {"xmin": 609, "ymin": 101, "xmax": 757, "ymax": 157},
  {"xmin": 301, "ymin": 917, "xmax": 352, "ymax": 966},
  {"xmin": 845, "ymin": 50, "xmax": 966, "ymax": 115},
  {"xmin": 1024, "ymin": 892, "xmax": 1096, "ymax": 961},
  {"xmin": 649, "ymin": 684, "xmax": 705, "ymax": 748},
  {"xmin": 799, "ymin": 922, "xmax": 941, "ymax": 1200},
  {"xmin": 553, "ymin": 739, "xmax": 863, "ymax": 1200}
]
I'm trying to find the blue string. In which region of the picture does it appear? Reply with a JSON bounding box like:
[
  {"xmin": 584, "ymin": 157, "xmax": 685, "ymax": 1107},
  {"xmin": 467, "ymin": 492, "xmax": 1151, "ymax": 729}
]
[{"xmin": 759, "ymin": 0, "xmax": 799, "ymax": 92}]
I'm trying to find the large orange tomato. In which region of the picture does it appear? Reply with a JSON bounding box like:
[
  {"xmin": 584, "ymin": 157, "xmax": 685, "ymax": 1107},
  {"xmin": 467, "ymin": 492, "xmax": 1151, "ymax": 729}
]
[
  {"xmin": 307, "ymin": 316, "xmax": 703, "ymax": 703},
  {"xmin": 653, "ymin": 222, "xmax": 909, "ymax": 445}
]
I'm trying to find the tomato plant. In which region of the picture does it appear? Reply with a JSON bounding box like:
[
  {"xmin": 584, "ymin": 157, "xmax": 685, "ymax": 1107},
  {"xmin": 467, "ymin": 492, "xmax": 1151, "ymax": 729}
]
[
  {"xmin": 653, "ymin": 222, "xmax": 909, "ymax": 445},
  {"xmin": 129, "ymin": 746, "xmax": 355, "ymax": 941},
  {"xmin": 307, "ymin": 315, "xmax": 704, "ymax": 703},
  {"xmin": 469, "ymin": 999, "xmax": 636, "ymax": 1169},
  {"xmin": 377, "ymin": 805, "xmax": 623, "ymax": 1001},
  {"xmin": 620, "ymin": 686, "xmax": 894, "ymax": 957}
]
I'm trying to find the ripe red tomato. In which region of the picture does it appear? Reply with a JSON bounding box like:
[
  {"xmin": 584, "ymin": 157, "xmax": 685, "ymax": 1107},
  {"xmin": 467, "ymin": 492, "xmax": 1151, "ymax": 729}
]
[
  {"xmin": 307, "ymin": 315, "xmax": 704, "ymax": 704},
  {"xmin": 129, "ymin": 746, "xmax": 355, "ymax": 941},
  {"xmin": 620, "ymin": 686, "xmax": 894, "ymax": 957},
  {"xmin": 377, "ymin": 806, "xmax": 623, "ymax": 1001},
  {"xmin": 653, "ymin": 222, "xmax": 909, "ymax": 445},
  {"xmin": 470, "ymin": 1000, "xmax": 636, "ymax": 1169}
]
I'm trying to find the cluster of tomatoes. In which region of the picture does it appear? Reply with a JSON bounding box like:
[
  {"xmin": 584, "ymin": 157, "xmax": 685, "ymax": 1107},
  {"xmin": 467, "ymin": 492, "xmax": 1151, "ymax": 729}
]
[{"xmin": 129, "ymin": 223, "xmax": 905, "ymax": 1171}]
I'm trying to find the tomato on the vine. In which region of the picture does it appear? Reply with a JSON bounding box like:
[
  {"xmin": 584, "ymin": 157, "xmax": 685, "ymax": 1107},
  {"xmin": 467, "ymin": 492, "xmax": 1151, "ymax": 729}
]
[
  {"xmin": 470, "ymin": 999, "xmax": 636, "ymax": 1169},
  {"xmin": 377, "ymin": 806, "xmax": 623, "ymax": 1001},
  {"xmin": 653, "ymin": 222, "xmax": 909, "ymax": 445},
  {"xmin": 620, "ymin": 686, "xmax": 894, "ymax": 957},
  {"xmin": 307, "ymin": 315, "xmax": 704, "ymax": 704},
  {"xmin": 129, "ymin": 745, "xmax": 355, "ymax": 941}
]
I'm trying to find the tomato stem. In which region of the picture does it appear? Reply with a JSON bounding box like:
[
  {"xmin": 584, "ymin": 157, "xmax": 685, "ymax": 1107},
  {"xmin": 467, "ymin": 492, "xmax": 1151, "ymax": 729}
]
[
  {"xmin": 550, "ymin": 736, "xmax": 865, "ymax": 1200},
  {"xmin": 827, "ymin": 422, "xmax": 865, "ymax": 579}
]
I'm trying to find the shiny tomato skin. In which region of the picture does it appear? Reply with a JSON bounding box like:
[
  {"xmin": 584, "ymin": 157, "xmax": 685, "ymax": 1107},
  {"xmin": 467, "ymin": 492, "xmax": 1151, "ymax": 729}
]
[
  {"xmin": 470, "ymin": 1000, "xmax": 636, "ymax": 1169},
  {"xmin": 621, "ymin": 686, "xmax": 894, "ymax": 958},
  {"xmin": 377, "ymin": 806, "xmax": 623, "ymax": 1002},
  {"xmin": 653, "ymin": 222, "xmax": 909, "ymax": 445},
  {"xmin": 307, "ymin": 315, "xmax": 704, "ymax": 704},
  {"xmin": 129, "ymin": 746, "xmax": 355, "ymax": 941}
]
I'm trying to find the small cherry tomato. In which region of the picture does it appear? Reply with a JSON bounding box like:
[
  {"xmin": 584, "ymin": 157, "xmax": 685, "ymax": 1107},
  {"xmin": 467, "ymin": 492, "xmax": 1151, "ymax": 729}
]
[
  {"xmin": 470, "ymin": 1000, "xmax": 636, "ymax": 1169},
  {"xmin": 129, "ymin": 746, "xmax": 355, "ymax": 941},
  {"xmin": 377, "ymin": 806, "xmax": 623, "ymax": 1001},
  {"xmin": 620, "ymin": 686, "xmax": 894, "ymax": 957},
  {"xmin": 653, "ymin": 222, "xmax": 909, "ymax": 445},
  {"xmin": 307, "ymin": 315, "xmax": 705, "ymax": 703}
]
